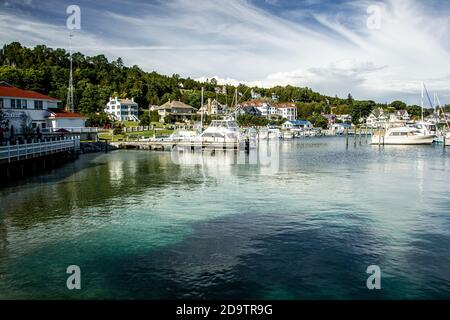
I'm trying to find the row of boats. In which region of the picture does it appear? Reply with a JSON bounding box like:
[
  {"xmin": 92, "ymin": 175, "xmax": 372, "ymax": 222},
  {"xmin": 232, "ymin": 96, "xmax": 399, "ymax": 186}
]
[
  {"xmin": 168, "ymin": 119, "xmax": 323, "ymax": 144},
  {"xmin": 165, "ymin": 118, "xmax": 449, "ymax": 147}
]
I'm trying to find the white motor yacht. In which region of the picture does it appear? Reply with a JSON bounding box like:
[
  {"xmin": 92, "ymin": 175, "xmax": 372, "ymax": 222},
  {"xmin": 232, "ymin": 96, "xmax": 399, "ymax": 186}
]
[
  {"xmin": 411, "ymin": 121, "xmax": 437, "ymax": 136},
  {"xmin": 371, "ymin": 127, "xmax": 435, "ymax": 145},
  {"xmin": 200, "ymin": 118, "xmax": 241, "ymax": 143}
]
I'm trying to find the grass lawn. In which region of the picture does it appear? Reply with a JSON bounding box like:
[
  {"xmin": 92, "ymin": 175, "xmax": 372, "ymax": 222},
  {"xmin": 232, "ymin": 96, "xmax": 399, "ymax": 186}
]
[
  {"xmin": 122, "ymin": 121, "xmax": 140, "ymax": 127},
  {"xmin": 99, "ymin": 129, "xmax": 174, "ymax": 141}
]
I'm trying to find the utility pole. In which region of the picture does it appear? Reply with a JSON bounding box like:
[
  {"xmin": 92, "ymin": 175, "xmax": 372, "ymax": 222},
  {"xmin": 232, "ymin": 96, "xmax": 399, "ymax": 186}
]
[{"xmin": 66, "ymin": 32, "xmax": 75, "ymax": 113}]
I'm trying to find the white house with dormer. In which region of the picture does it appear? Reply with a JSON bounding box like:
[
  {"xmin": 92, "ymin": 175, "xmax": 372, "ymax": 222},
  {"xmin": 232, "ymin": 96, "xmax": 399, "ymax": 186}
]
[{"xmin": 105, "ymin": 97, "xmax": 139, "ymax": 122}]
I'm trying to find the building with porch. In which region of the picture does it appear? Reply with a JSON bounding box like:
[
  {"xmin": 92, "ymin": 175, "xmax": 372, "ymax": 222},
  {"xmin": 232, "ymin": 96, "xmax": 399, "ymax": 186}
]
[
  {"xmin": 153, "ymin": 100, "xmax": 197, "ymax": 123},
  {"xmin": 282, "ymin": 120, "xmax": 313, "ymax": 130},
  {"xmin": 105, "ymin": 97, "xmax": 139, "ymax": 122},
  {"xmin": 0, "ymin": 82, "xmax": 92, "ymax": 139}
]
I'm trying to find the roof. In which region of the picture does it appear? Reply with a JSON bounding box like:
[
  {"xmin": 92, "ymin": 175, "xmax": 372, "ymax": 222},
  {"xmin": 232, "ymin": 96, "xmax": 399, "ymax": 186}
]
[
  {"xmin": 0, "ymin": 85, "xmax": 60, "ymax": 101},
  {"xmin": 240, "ymin": 100, "xmax": 296, "ymax": 109},
  {"xmin": 333, "ymin": 123, "xmax": 352, "ymax": 127},
  {"xmin": 55, "ymin": 128, "xmax": 71, "ymax": 133},
  {"xmin": 48, "ymin": 108, "xmax": 86, "ymax": 119},
  {"xmin": 156, "ymin": 100, "xmax": 196, "ymax": 110},
  {"xmin": 116, "ymin": 99, "xmax": 138, "ymax": 105},
  {"xmin": 240, "ymin": 100, "xmax": 271, "ymax": 107},
  {"xmin": 285, "ymin": 120, "xmax": 312, "ymax": 125},
  {"xmin": 274, "ymin": 103, "xmax": 296, "ymax": 109}
]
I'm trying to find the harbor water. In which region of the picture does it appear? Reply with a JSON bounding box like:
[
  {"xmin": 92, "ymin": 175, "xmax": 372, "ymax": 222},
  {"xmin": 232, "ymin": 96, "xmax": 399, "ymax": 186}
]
[{"xmin": 1, "ymin": 137, "xmax": 450, "ymax": 299}]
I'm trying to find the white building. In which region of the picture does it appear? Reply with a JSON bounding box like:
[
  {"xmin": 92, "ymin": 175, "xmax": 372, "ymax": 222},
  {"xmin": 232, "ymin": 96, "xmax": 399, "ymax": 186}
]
[
  {"xmin": 48, "ymin": 110, "xmax": 86, "ymax": 129},
  {"xmin": 241, "ymin": 100, "xmax": 297, "ymax": 121},
  {"xmin": 251, "ymin": 89, "xmax": 262, "ymax": 100},
  {"xmin": 366, "ymin": 108, "xmax": 410, "ymax": 129},
  {"xmin": 105, "ymin": 97, "xmax": 139, "ymax": 122},
  {"xmin": 154, "ymin": 100, "xmax": 197, "ymax": 123},
  {"xmin": 282, "ymin": 120, "xmax": 313, "ymax": 130},
  {"xmin": 331, "ymin": 123, "xmax": 352, "ymax": 135},
  {"xmin": 336, "ymin": 114, "xmax": 352, "ymax": 123},
  {"xmin": 197, "ymin": 99, "xmax": 228, "ymax": 116},
  {"xmin": 0, "ymin": 82, "xmax": 87, "ymax": 134},
  {"xmin": 275, "ymin": 103, "xmax": 297, "ymax": 121}
]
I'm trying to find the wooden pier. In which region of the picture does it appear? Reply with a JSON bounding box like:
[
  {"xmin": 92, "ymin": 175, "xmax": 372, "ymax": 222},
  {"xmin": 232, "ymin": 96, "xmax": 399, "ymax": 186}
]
[
  {"xmin": 0, "ymin": 137, "xmax": 81, "ymax": 183},
  {"xmin": 111, "ymin": 140, "xmax": 245, "ymax": 152}
]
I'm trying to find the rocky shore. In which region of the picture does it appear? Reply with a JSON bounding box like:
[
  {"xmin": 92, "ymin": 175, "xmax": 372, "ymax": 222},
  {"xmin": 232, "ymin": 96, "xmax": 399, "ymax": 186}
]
[{"xmin": 80, "ymin": 142, "xmax": 117, "ymax": 154}]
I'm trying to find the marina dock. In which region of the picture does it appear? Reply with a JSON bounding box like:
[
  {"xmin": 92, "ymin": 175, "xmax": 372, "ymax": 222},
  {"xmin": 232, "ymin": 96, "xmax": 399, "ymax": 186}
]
[
  {"xmin": 0, "ymin": 137, "xmax": 81, "ymax": 182},
  {"xmin": 111, "ymin": 140, "xmax": 246, "ymax": 152}
]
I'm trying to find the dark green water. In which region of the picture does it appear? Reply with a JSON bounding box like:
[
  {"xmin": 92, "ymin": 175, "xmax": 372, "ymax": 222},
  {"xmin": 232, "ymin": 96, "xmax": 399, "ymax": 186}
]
[{"xmin": 1, "ymin": 137, "xmax": 450, "ymax": 299}]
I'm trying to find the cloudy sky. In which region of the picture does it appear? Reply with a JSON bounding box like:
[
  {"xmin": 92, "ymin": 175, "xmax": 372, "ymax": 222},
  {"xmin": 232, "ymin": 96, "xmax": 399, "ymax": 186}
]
[{"xmin": 1, "ymin": 0, "xmax": 450, "ymax": 104}]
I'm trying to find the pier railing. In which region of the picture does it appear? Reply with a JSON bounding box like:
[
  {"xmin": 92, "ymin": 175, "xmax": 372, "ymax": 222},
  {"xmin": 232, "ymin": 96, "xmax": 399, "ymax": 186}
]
[{"xmin": 0, "ymin": 136, "xmax": 80, "ymax": 162}]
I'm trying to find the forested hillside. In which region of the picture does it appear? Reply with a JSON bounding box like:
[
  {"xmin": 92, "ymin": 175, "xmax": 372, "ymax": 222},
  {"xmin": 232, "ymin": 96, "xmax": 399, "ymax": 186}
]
[{"xmin": 0, "ymin": 42, "xmax": 432, "ymax": 124}]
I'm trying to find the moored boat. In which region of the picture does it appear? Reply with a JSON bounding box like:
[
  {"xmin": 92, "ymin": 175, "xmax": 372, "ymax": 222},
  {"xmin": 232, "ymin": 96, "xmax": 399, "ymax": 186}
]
[
  {"xmin": 200, "ymin": 118, "xmax": 241, "ymax": 143},
  {"xmin": 371, "ymin": 127, "xmax": 435, "ymax": 145}
]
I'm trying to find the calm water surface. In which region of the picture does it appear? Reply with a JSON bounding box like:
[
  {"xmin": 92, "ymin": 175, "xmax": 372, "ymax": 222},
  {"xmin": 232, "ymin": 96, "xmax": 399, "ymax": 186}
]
[{"xmin": 1, "ymin": 137, "xmax": 450, "ymax": 299}]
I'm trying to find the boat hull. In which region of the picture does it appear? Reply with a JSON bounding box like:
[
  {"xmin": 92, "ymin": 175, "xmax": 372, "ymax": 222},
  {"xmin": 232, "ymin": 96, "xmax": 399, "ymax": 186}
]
[{"xmin": 371, "ymin": 134, "xmax": 435, "ymax": 145}]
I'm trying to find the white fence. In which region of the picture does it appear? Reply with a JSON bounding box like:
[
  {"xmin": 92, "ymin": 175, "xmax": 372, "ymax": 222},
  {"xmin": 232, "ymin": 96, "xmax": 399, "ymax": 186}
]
[
  {"xmin": 0, "ymin": 136, "xmax": 80, "ymax": 162},
  {"xmin": 43, "ymin": 127, "xmax": 98, "ymax": 133},
  {"xmin": 123, "ymin": 126, "xmax": 151, "ymax": 133}
]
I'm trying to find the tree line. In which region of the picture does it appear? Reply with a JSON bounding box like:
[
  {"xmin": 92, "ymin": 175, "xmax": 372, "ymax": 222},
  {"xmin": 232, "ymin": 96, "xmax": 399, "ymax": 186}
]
[{"xmin": 0, "ymin": 42, "xmax": 440, "ymax": 127}]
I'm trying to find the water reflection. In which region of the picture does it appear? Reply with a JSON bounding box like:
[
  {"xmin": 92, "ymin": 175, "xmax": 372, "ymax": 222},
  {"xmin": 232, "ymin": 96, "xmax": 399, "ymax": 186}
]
[{"xmin": 0, "ymin": 138, "xmax": 450, "ymax": 299}]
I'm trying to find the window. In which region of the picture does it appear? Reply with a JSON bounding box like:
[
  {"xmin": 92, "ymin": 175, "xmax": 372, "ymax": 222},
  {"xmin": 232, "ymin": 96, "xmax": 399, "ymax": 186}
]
[
  {"xmin": 22, "ymin": 100, "xmax": 27, "ymax": 109},
  {"xmin": 11, "ymin": 99, "xmax": 15, "ymax": 108},
  {"xmin": 0, "ymin": 98, "xmax": 3, "ymax": 109},
  {"xmin": 16, "ymin": 100, "xmax": 22, "ymax": 109},
  {"xmin": 34, "ymin": 100, "xmax": 43, "ymax": 110}
]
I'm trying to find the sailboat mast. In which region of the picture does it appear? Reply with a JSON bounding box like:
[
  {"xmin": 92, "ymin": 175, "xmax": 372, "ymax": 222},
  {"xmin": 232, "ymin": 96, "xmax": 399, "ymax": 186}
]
[
  {"xmin": 201, "ymin": 87, "xmax": 204, "ymax": 130},
  {"xmin": 421, "ymin": 82, "xmax": 424, "ymax": 125}
]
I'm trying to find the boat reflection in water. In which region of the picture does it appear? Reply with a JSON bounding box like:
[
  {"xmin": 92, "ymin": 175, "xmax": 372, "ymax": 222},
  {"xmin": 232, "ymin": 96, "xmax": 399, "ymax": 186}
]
[{"xmin": 170, "ymin": 138, "xmax": 282, "ymax": 177}]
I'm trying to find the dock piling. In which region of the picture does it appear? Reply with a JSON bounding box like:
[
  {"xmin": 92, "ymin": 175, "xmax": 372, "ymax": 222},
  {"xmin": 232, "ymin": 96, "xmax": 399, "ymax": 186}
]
[
  {"xmin": 444, "ymin": 127, "xmax": 447, "ymax": 149},
  {"xmin": 346, "ymin": 128, "xmax": 349, "ymax": 147},
  {"xmin": 359, "ymin": 127, "xmax": 362, "ymax": 145}
]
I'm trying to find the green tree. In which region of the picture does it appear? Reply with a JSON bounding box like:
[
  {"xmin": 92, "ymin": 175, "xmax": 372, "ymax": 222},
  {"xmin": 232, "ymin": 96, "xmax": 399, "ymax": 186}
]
[
  {"xmin": 86, "ymin": 113, "xmax": 111, "ymax": 127},
  {"xmin": 0, "ymin": 42, "xmax": 412, "ymax": 127},
  {"xmin": 389, "ymin": 100, "xmax": 407, "ymax": 110},
  {"xmin": 307, "ymin": 114, "xmax": 328, "ymax": 129}
]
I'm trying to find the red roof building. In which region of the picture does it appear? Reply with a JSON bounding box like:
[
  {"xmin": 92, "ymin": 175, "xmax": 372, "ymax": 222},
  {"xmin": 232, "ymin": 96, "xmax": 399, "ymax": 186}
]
[
  {"xmin": 0, "ymin": 83, "xmax": 60, "ymax": 102},
  {"xmin": 0, "ymin": 82, "xmax": 87, "ymax": 133}
]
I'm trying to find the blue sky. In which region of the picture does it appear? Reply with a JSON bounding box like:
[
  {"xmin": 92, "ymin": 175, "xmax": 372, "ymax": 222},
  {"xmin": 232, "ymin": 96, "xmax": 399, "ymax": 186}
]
[{"xmin": 1, "ymin": 0, "xmax": 450, "ymax": 104}]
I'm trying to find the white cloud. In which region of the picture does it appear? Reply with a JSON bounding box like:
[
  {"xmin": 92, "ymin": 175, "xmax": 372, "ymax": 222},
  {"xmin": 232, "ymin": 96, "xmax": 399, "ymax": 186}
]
[{"xmin": 0, "ymin": 0, "xmax": 450, "ymax": 104}]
